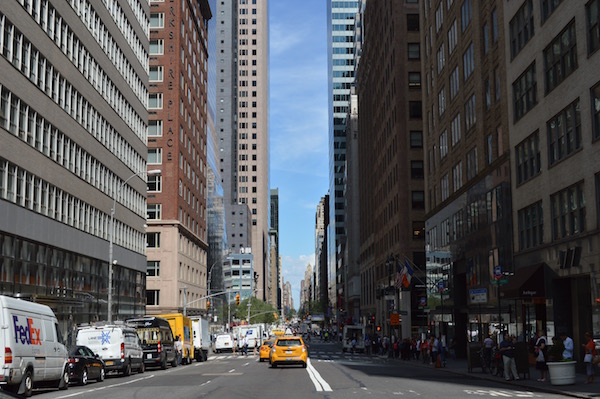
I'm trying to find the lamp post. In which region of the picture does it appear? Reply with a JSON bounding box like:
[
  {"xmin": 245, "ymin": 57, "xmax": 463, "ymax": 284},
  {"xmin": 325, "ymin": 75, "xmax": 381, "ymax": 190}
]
[{"xmin": 108, "ymin": 169, "xmax": 161, "ymax": 323}]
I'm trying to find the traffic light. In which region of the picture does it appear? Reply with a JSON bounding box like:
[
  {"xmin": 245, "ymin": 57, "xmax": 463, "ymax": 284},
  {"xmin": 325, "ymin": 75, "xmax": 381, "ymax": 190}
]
[
  {"xmin": 206, "ymin": 300, "xmax": 210, "ymax": 310},
  {"xmin": 235, "ymin": 294, "xmax": 240, "ymax": 305},
  {"xmin": 376, "ymin": 325, "xmax": 381, "ymax": 332},
  {"xmin": 273, "ymin": 312, "xmax": 278, "ymax": 319}
]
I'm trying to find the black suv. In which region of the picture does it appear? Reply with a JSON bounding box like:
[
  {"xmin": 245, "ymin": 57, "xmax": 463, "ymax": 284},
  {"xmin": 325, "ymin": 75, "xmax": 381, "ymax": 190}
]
[{"xmin": 127, "ymin": 317, "xmax": 177, "ymax": 369}]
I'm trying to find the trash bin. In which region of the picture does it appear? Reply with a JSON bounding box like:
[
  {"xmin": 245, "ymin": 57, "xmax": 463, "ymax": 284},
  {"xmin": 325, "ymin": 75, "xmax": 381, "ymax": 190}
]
[
  {"xmin": 467, "ymin": 342, "xmax": 484, "ymax": 373},
  {"xmin": 514, "ymin": 342, "xmax": 530, "ymax": 379}
]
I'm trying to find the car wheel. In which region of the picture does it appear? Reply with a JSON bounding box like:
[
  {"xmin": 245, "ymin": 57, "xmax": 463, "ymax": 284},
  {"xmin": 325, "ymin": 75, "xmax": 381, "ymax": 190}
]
[
  {"xmin": 97, "ymin": 367, "xmax": 105, "ymax": 382},
  {"xmin": 160, "ymin": 356, "xmax": 167, "ymax": 370},
  {"xmin": 81, "ymin": 368, "xmax": 88, "ymax": 386},
  {"xmin": 22, "ymin": 369, "xmax": 33, "ymax": 397},
  {"xmin": 302, "ymin": 362, "xmax": 307, "ymax": 369},
  {"xmin": 59, "ymin": 367, "xmax": 69, "ymax": 390},
  {"xmin": 271, "ymin": 363, "xmax": 277, "ymax": 368},
  {"xmin": 124, "ymin": 362, "xmax": 132, "ymax": 376},
  {"xmin": 171, "ymin": 357, "xmax": 178, "ymax": 367},
  {"xmin": 139, "ymin": 362, "xmax": 145, "ymax": 374}
]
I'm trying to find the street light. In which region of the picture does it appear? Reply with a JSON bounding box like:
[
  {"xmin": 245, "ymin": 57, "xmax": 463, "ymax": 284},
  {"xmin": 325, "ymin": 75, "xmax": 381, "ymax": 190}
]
[{"xmin": 108, "ymin": 169, "xmax": 161, "ymax": 323}]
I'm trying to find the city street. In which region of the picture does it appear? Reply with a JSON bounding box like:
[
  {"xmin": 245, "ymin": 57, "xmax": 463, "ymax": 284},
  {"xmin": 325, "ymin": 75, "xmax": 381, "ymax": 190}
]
[{"xmin": 31, "ymin": 341, "xmax": 572, "ymax": 399}]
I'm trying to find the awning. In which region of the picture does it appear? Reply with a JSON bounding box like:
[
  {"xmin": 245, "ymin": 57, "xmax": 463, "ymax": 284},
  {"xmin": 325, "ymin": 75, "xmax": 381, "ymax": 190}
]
[{"xmin": 503, "ymin": 263, "xmax": 555, "ymax": 299}]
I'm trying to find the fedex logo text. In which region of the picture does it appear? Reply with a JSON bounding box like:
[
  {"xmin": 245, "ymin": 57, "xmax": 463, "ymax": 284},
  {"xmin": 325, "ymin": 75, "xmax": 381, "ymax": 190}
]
[{"xmin": 13, "ymin": 316, "xmax": 42, "ymax": 345}]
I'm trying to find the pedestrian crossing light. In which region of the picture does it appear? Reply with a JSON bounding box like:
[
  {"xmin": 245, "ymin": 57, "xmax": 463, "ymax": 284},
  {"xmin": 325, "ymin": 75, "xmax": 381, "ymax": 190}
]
[
  {"xmin": 236, "ymin": 294, "xmax": 240, "ymax": 305},
  {"xmin": 206, "ymin": 300, "xmax": 210, "ymax": 310}
]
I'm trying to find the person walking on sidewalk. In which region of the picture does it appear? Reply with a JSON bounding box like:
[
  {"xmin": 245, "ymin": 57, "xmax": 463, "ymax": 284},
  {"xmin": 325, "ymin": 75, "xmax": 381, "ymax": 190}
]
[
  {"xmin": 583, "ymin": 331, "xmax": 597, "ymax": 384},
  {"xmin": 500, "ymin": 333, "xmax": 519, "ymax": 381},
  {"xmin": 535, "ymin": 330, "xmax": 548, "ymax": 382}
]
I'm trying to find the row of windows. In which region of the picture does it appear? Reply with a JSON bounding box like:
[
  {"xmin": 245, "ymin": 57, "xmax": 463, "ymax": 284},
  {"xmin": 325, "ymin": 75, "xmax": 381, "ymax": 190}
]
[
  {"xmin": 69, "ymin": 0, "xmax": 148, "ymax": 71},
  {"xmin": 18, "ymin": 0, "xmax": 148, "ymax": 110},
  {"xmin": 518, "ymin": 181, "xmax": 586, "ymax": 250},
  {"xmin": 0, "ymin": 87, "xmax": 146, "ymax": 217},
  {"xmin": 0, "ymin": 14, "xmax": 147, "ymax": 144},
  {"xmin": 0, "ymin": 160, "xmax": 145, "ymax": 253},
  {"xmin": 0, "ymin": 28, "xmax": 146, "ymax": 176}
]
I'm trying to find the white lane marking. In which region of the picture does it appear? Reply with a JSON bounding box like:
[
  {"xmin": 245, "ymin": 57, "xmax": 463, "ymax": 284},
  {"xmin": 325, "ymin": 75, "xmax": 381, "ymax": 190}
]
[
  {"xmin": 228, "ymin": 368, "xmax": 236, "ymax": 373},
  {"xmin": 306, "ymin": 358, "xmax": 332, "ymax": 392},
  {"xmin": 55, "ymin": 375, "xmax": 155, "ymax": 398},
  {"xmin": 243, "ymin": 362, "xmax": 250, "ymax": 366}
]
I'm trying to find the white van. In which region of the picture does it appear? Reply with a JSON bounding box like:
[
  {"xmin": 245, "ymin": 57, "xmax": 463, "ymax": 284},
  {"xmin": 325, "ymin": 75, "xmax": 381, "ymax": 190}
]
[
  {"xmin": 190, "ymin": 317, "xmax": 210, "ymax": 361},
  {"xmin": 214, "ymin": 334, "xmax": 233, "ymax": 353},
  {"xmin": 76, "ymin": 324, "xmax": 144, "ymax": 376},
  {"xmin": 0, "ymin": 295, "xmax": 69, "ymax": 396}
]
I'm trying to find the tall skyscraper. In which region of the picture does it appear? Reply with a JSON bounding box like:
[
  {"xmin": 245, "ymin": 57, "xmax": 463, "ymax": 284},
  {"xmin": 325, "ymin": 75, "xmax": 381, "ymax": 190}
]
[
  {"xmin": 0, "ymin": 0, "xmax": 149, "ymax": 341},
  {"xmin": 216, "ymin": 0, "xmax": 270, "ymax": 301},
  {"xmin": 145, "ymin": 0, "xmax": 212, "ymax": 315},
  {"xmin": 269, "ymin": 188, "xmax": 280, "ymax": 308},
  {"xmin": 326, "ymin": 0, "xmax": 359, "ymax": 323}
]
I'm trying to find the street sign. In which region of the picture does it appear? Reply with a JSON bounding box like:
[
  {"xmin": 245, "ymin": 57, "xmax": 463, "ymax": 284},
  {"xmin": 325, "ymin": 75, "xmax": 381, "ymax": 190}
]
[
  {"xmin": 469, "ymin": 288, "xmax": 488, "ymax": 304},
  {"xmin": 437, "ymin": 280, "xmax": 445, "ymax": 293},
  {"xmin": 493, "ymin": 265, "xmax": 503, "ymax": 280},
  {"xmin": 390, "ymin": 313, "xmax": 400, "ymax": 326}
]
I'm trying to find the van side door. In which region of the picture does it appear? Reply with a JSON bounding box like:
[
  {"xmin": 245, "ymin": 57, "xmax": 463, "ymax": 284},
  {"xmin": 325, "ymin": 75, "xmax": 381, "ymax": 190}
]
[{"xmin": 42, "ymin": 319, "xmax": 60, "ymax": 380}]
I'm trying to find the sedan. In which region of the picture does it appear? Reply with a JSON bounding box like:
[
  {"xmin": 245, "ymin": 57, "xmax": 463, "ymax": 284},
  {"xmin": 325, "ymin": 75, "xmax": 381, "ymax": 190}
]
[
  {"xmin": 68, "ymin": 345, "xmax": 105, "ymax": 385},
  {"xmin": 259, "ymin": 339, "xmax": 274, "ymax": 362},
  {"xmin": 270, "ymin": 336, "xmax": 307, "ymax": 368}
]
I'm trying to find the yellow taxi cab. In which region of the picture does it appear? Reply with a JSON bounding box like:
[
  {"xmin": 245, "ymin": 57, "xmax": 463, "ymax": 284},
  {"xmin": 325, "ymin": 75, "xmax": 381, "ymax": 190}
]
[
  {"xmin": 270, "ymin": 336, "xmax": 308, "ymax": 368},
  {"xmin": 259, "ymin": 339, "xmax": 275, "ymax": 362}
]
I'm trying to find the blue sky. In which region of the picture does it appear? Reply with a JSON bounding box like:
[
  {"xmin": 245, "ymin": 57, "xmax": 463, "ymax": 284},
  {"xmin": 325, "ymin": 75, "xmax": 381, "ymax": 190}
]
[{"xmin": 269, "ymin": 0, "xmax": 329, "ymax": 309}]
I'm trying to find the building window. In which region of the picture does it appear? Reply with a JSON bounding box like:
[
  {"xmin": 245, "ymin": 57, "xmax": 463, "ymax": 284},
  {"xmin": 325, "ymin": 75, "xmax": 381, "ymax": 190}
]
[
  {"xmin": 464, "ymin": 94, "xmax": 476, "ymax": 131},
  {"xmin": 544, "ymin": 20, "xmax": 577, "ymax": 94},
  {"xmin": 146, "ymin": 290, "xmax": 160, "ymax": 305},
  {"xmin": 492, "ymin": 8, "xmax": 498, "ymax": 43},
  {"xmin": 412, "ymin": 191, "xmax": 425, "ymax": 209},
  {"xmin": 411, "ymin": 161, "xmax": 424, "ymax": 179},
  {"xmin": 413, "ymin": 221, "xmax": 425, "ymax": 240},
  {"xmin": 515, "ymin": 130, "xmax": 541, "ymax": 185},
  {"xmin": 408, "ymin": 43, "xmax": 420, "ymax": 60},
  {"xmin": 409, "ymin": 101, "xmax": 422, "ymax": 119},
  {"xmin": 147, "ymin": 175, "xmax": 161, "ymax": 192},
  {"xmin": 148, "ymin": 148, "xmax": 162, "ymax": 164},
  {"xmin": 588, "ymin": 0, "xmax": 600, "ymax": 54},
  {"xmin": 440, "ymin": 130, "xmax": 448, "ymax": 158},
  {"xmin": 513, "ymin": 62, "xmax": 537, "ymax": 121},
  {"xmin": 149, "ymin": 66, "xmax": 164, "ymax": 82},
  {"xmin": 551, "ymin": 182, "xmax": 585, "ymax": 240},
  {"xmin": 148, "ymin": 93, "xmax": 163, "ymax": 109},
  {"xmin": 466, "ymin": 147, "xmax": 478, "ymax": 180},
  {"xmin": 437, "ymin": 45, "xmax": 445, "ymax": 74},
  {"xmin": 518, "ymin": 201, "xmax": 543, "ymax": 250},
  {"xmin": 461, "ymin": 0, "xmax": 472, "ymax": 32},
  {"xmin": 410, "ymin": 131, "xmax": 423, "ymax": 148},
  {"xmin": 408, "ymin": 72, "xmax": 421, "ymax": 89},
  {"xmin": 547, "ymin": 99, "xmax": 581, "ymax": 165},
  {"xmin": 441, "ymin": 174, "xmax": 449, "ymax": 201},
  {"xmin": 452, "ymin": 161, "xmax": 463, "ymax": 192},
  {"xmin": 592, "ymin": 82, "xmax": 600, "ymax": 140},
  {"xmin": 150, "ymin": 13, "xmax": 165, "ymax": 29},
  {"xmin": 147, "ymin": 232, "xmax": 160, "ymax": 248},
  {"xmin": 438, "ymin": 87, "xmax": 446, "ymax": 116},
  {"xmin": 449, "ymin": 66, "xmax": 460, "ymax": 100},
  {"xmin": 147, "ymin": 261, "xmax": 160, "ymax": 276},
  {"xmin": 483, "ymin": 23, "xmax": 489, "ymax": 55},
  {"xmin": 510, "ymin": 0, "xmax": 534, "ymax": 59},
  {"xmin": 407, "ymin": 14, "xmax": 420, "ymax": 31},
  {"xmin": 148, "ymin": 120, "xmax": 163, "ymax": 137},
  {"xmin": 147, "ymin": 204, "xmax": 162, "ymax": 220},
  {"xmin": 448, "ymin": 19, "xmax": 458, "ymax": 55},
  {"xmin": 541, "ymin": 0, "xmax": 563, "ymax": 23},
  {"xmin": 149, "ymin": 39, "xmax": 164, "ymax": 55},
  {"xmin": 451, "ymin": 113, "xmax": 461, "ymax": 146},
  {"xmin": 463, "ymin": 42, "xmax": 474, "ymax": 80}
]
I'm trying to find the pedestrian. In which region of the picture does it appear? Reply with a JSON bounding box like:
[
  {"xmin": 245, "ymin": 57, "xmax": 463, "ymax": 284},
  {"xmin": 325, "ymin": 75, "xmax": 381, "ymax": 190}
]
[
  {"xmin": 482, "ymin": 334, "xmax": 494, "ymax": 372},
  {"xmin": 499, "ymin": 333, "xmax": 519, "ymax": 381},
  {"xmin": 560, "ymin": 332, "xmax": 574, "ymax": 360},
  {"xmin": 175, "ymin": 335, "xmax": 183, "ymax": 365},
  {"xmin": 535, "ymin": 330, "xmax": 548, "ymax": 382},
  {"xmin": 232, "ymin": 336, "xmax": 237, "ymax": 356},
  {"xmin": 365, "ymin": 334, "xmax": 372, "ymax": 356},
  {"xmin": 421, "ymin": 337, "xmax": 429, "ymax": 363},
  {"xmin": 414, "ymin": 337, "xmax": 421, "ymax": 360},
  {"xmin": 253, "ymin": 338, "xmax": 258, "ymax": 356},
  {"xmin": 583, "ymin": 331, "xmax": 597, "ymax": 384},
  {"xmin": 242, "ymin": 335, "xmax": 248, "ymax": 356},
  {"xmin": 431, "ymin": 335, "xmax": 439, "ymax": 367}
]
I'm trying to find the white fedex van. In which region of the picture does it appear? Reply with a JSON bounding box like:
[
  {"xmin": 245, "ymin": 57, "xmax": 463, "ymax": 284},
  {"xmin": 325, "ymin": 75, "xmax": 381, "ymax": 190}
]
[
  {"xmin": 76, "ymin": 324, "xmax": 144, "ymax": 376},
  {"xmin": 0, "ymin": 295, "xmax": 69, "ymax": 396}
]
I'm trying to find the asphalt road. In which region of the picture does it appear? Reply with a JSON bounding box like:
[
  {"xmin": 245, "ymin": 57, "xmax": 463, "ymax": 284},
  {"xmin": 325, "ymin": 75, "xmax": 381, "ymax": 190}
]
[{"xmin": 31, "ymin": 341, "xmax": 569, "ymax": 399}]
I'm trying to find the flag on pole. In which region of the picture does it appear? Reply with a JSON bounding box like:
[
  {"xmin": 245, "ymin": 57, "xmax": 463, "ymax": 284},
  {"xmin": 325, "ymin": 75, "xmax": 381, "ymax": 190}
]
[
  {"xmin": 395, "ymin": 259, "xmax": 404, "ymax": 289},
  {"xmin": 402, "ymin": 260, "xmax": 413, "ymax": 288}
]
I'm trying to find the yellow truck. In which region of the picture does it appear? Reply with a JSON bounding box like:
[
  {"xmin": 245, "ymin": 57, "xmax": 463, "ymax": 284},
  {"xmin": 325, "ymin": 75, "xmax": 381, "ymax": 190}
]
[{"xmin": 156, "ymin": 313, "xmax": 193, "ymax": 364}]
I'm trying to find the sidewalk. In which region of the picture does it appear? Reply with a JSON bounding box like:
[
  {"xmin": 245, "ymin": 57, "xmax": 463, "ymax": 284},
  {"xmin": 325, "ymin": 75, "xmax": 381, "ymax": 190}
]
[{"xmin": 386, "ymin": 354, "xmax": 600, "ymax": 398}]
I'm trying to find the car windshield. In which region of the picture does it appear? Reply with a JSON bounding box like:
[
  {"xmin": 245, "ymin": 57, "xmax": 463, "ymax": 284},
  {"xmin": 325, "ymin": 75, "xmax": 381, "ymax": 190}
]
[
  {"xmin": 69, "ymin": 346, "xmax": 88, "ymax": 357},
  {"xmin": 276, "ymin": 339, "xmax": 302, "ymax": 347}
]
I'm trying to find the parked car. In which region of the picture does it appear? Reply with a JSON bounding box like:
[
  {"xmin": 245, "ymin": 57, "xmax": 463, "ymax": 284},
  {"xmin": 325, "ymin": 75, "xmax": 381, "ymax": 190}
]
[
  {"xmin": 76, "ymin": 324, "xmax": 144, "ymax": 376},
  {"xmin": 127, "ymin": 316, "xmax": 177, "ymax": 369},
  {"xmin": 270, "ymin": 336, "xmax": 307, "ymax": 368},
  {"xmin": 214, "ymin": 334, "xmax": 234, "ymax": 353},
  {"xmin": 0, "ymin": 296, "xmax": 69, "ymax": 396},
  {"xmin": 67, "ymin": 346, "xmax": 105, "ymax": 385}
]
